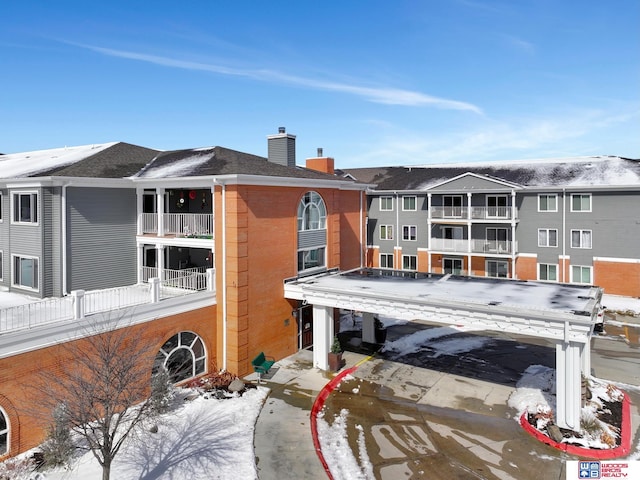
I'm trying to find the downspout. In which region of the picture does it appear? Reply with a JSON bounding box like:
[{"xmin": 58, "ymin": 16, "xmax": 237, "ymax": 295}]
[
  {"xmin": 213, "ymin": 179, "xmax": 228, "ymax": 372},
  {"xmin": 395, "ymin": 191, "xmax": 399, "ymax": 267},
  {"xmin": 62, "ymin": 184, "xmax": 68, "ymax": 294},
  {"xmin": 562, "ymin": 188, "xmax": 566, "ymax": 283},
  {"xmin": 359, "ymin": 190, "xmax": 364, "ymax": 268}
]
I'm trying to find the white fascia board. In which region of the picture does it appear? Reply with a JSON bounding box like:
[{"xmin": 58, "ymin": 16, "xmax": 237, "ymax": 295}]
[
  {"xmin": 593, "ymin": 256, "xmax": 640, "ymax": 264},
  {"xmin": 523, "ymin": 184, "xmax": 640, "ymax": 193},
  {"xmin": 426, "ymin": 172, "xmax": 523, "ymax": 191},
  {"xmin": 211, "ymin": 174, "xmax": 370, "ymax": 191},
  {"xmin": 3, "ymin": 177, "xmax": 134, "ymax": 189},
  {"xmin": 136, "ymin": 236, "xmax": 213, "ymax": 248},
  {"xmin": 131, "ymin": 176, "xmax": 217, "ymax": 189}
]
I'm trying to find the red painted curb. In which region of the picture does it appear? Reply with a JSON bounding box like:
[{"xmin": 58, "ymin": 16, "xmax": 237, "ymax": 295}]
[
  {"xmin": 519, "ymin": 392, "xmax": 632, "ymax": 459},
  {"xmin": 310, "ymin": 365, "xmax": 359, "ymax": 480}
]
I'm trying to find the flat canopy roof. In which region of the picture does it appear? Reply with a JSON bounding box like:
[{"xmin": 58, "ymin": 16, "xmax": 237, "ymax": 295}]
[{"xmin": 284, "ymin": 269, "xmax": 603, "ymax": 343}]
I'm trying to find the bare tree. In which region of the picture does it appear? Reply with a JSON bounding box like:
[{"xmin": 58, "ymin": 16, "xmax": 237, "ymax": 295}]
[{"xmin": 34, "ymin": 323, "xmax": 158, "ymax": 480}]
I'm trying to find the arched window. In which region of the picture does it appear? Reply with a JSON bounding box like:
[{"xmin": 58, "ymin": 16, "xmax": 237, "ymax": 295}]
[
  {"xmin": 0, "ymin": 407, "xmax": 8, "ymax": 456},
  {"xmin": 297, "ymin": 191, "xmax": 326, "ymax": 231},
  {"xmin": 153, "ymin": 332, "xmax": 206, "ymax": 383}
]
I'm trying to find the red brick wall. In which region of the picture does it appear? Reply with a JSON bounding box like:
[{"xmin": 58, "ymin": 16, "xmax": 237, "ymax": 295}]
[
  {"xmin": 215, "ymin": 184, "xmax": 364, "ymax": 377},
  {"xmin": 516, "ymin": 256, "xmax": 538, "ymax": 281},
  {"xmin": 594, "ymin": 260, "xmax": 640, "ymax": 297},
  {"xmin": 0, "ymin": 306, "xmax": 216, "ymax": 459}
]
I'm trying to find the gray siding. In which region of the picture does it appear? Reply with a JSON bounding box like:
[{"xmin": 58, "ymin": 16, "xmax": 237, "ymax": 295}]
[
  {"xmin": 8, "ymin": 187, "xmax": 45, "ymax": 297},
  {"xmin": 67, "ymin": 187, "xmax": 137, "ymax": 291},
  {"xmin": 42, "ymin": 187, "xmax": 63, "ymax": 297},
  {"xmin": 0, "ymin": 189, "xmax": 7, "ymax": 288},
  {"xmin": 430, "ymin": 175, "xmax": 514, "ymax": 192}
]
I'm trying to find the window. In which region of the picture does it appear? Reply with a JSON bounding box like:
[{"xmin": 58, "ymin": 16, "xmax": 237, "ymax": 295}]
[
  {"xmin": 297, "ymin": 191, "xmax": 326, "ymax": 231},
  {"xmin": 0, "ymin": 252, "xmax": 3, "ymax": 281},
  {"xmin": 486, "ymin": 228, "xmax": 508, "ymax": 252},
  {"xmin": 380, "ymin": 225, "xmax": 393, "ymax": 240},
  {"xmin": 487, "ymin": 196, "xmax": 508, "ymax": 218},
  {"xmin": 379, "ymin": 253, "xmax": 393, "ymax": 269},
  {"xmin": 571, "ymin": 194, "xmax": 591, "ymax": 212},
  {"xmin": 443, "ymin": 196, "xmax": 463, "ymax": 217},
  {"xmin": 486, "ymin": 260, "xmax": 508, "ymax": 278},
  {"xmin": 12, "ymin": 192, "xmax": 38, "ymax": 224},
  {"xmin": 0, "ymin": 192, "xmax": 3, "ymax": 222},
  {"xmin": 402, "ymin": 225, "xmax": 417, "ymax": 241},
  {"xmin": 402, "ymin": 255, "xmax": 417, "ymax": 271},
  {"xmin": 571, "ymin": 229, "xmax": 592, "ymax": 249},
  {"xmin": 380, "ymin": 196, "xmax": 393, "ymax": 211},
  {"xmin": 402, "ymin": 196, "xmax": 417, "ymax": 211},
  {"xmin": 538, "ymin": 194, "xmax": 557, "ymax": 212},
  {"xmin": 298, "ymin": 247, "xmax": 325, "ymax": 271},
  {"xmin": 0, "ymin": 407, "xmax": 8, "ymax": 456},
  {"xmin": 538, "ymin": 264, "xmax": 558, "ymax": 281},
  {"xmin": 571, "ymin": 265, "xmax": 592, "ymax": 284},
  {"xmin": 153, "ymin": 331, "xmax": 207, "ymax": 383},
  {"xmin": 538, "ymin": 228, "xmax": 558, "ymax": 247},
  {"xmin": 12, "ymin": 255, "xmax": 38, "ymax": 290}
]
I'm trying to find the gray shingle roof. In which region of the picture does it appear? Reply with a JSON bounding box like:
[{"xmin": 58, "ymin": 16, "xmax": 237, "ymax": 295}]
[{"xmin": 342, "ymin": 156, "xmax": 640, "ymax": 190}]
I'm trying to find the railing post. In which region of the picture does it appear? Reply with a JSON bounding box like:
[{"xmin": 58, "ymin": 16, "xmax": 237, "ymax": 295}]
[
  {"xmin": 206, "ymin": 268, "xmax": 215, "ymax": 291},
  {"xmin": 149, "ymin": 277, "xmax": 160, "ymax": 303},
  {"xmin": 71, "ymin": 290, "xmax": 85, "ymax": 320}
]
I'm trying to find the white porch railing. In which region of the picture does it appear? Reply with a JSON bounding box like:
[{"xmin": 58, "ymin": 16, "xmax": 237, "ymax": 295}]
[
  {"xmin": 430, "ymin": 238, "xmax": 517, "ymax": 254},
  {"xmin": 139, "ymin": 213, "xmax": 213, "ymax": 237},
  {"xmin": 431, "ymin": 206, "xmax": 514, "ymax": 220},
  {"xmin": 0, "ymin": 268, "xmax": 215, "ymax": 335}
]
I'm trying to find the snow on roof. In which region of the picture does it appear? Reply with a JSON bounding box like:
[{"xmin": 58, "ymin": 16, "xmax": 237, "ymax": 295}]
[
  {"xmin": 0, "ymin": 142, "xmax": 118, "ymax": 178},
  {"xmin": 134, "ymin": 152, "xmax": 213, "ymax": 178}
]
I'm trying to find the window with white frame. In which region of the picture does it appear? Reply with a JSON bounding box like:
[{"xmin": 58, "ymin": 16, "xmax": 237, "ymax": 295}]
[
  {"xmin": 402, "ymin": 255, "xmax": 417, "ymax": 271},
  {"xmin": 571, "ymin": 194, "xmax": 591, "ymax": 212},
  {"xmin": 402, "ymin": 225, "xmax": 417, "ymax": 241},
  {"xmin": 487, "ymin": 195, "xmax": 508, "ymax": 218},
  {"xmin": 538, "ymin": 194, "xmax": 557, "ymax": 212},
  {"xmin": 379, "ymin": 253, "xmax": 394, "ymax": 269},
  {"xmin": 402, "ymin": 196, "xmax": 417, "ymax": 211},
  {"xmin": 571, "ymin": 265, "xmax": 592, "ymax": 284},
  {"xmin": 297, "ymin": 191, "xmax": 326, "ymax": 231},
  {"xmin": 0, "ymin": 406, "xmax": 8, "ymax": 456},
  {"xmin": 571, "ymin": 229, "xmax": 592, "ymax": 249},
  {"xmin": 486, "ymin": 260, "xmax": 508, "ymax": 278},
  {"xmin": 152, "ymin": 331, "xmax": 207, "ymax": 384},
  {"xmin": 380, "ymin": 225, "xmax": 393, "ymax": 240},
  {"xmin": 12, "ymin": 191, "xmax": 38, "ymax": 224},
  {"xmin": 380, "ymin": 196, "xmax": 393, "ymax": 211},
  {"xmin": 538, "ymin": 263, "xmax": 558, "ymax": 281},
  {"xmin": 297, "ymin": 247, "xmax": 325, "ymax": 272},
  {"xmin": 12, "ymin": 254, "xmax": 38, "ymax": 290},
  {"xmin": 538, "ymin": 228, "xmax": 558, "ymax": 247}
]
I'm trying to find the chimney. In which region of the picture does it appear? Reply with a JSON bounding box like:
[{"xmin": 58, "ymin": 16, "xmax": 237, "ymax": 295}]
[
  {"xmin": 267, "ymin": 127, "xmax": 296, "ymax": 167},
  {"xmin": 305, "ymin": 147, "xmax": 335, "ymax": 175}
]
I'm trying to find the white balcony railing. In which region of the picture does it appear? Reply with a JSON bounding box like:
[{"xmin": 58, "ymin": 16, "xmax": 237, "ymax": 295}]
[
  {"xmin": 140, "ymin": 213, "xmax": 213, "ymax": 238},
  {"xmin": 430, "ymin": 207, "xmax": 467, "ymax": 219},
  {"xmin": 0, "ymin": 269, "xmax": 215, "ymax": 335},
  {"xmin": 430, "ymin": 238, "xmax": 517, "ymax": 254},
  {"xmin": 431, "ymin": 206, "xmax": 513, "ymax": 220}
]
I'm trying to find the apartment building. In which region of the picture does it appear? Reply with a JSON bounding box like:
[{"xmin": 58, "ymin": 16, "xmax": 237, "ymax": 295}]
[
  {"xmin": 0, "ymin": 130, "xmax": 368, "ymax": 457},
  {"xmin": 344, "ymin": 156, "xmax": 640, "ymax": 297}
]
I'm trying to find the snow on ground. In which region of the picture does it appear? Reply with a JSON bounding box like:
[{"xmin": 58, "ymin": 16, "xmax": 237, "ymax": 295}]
[
  {"xmin": 21, "ymin": 387, "xmax": 269, "ymax": 480},
  {"xmin": 2, "ymin": 296, "xmax": 639, "ymax": 479}
]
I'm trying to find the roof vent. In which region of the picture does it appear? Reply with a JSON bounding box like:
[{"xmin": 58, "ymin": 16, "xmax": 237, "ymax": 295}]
[
  {"xmin": 317, "ymin": 147, "xmax": 323, "ymax": 157},
  {"xmin": 278, "ymin": 126, "xmax": 286, "ymax": 134}
]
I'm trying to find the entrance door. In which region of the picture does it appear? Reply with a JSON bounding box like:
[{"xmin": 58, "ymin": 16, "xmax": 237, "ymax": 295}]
[
  {"xmin": 443, "ymin": 257, "xmax": 463, "ymax": 275},
  {"xmin": 298, "ymin": 305, "xmax": 314, "ymax": 350}
]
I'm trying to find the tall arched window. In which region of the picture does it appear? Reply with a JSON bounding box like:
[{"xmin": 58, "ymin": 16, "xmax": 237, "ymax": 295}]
[
  {"xmin": 153, "ymin": 332, "xmax": 207, "ymax": 383},
  {"xmin": 0, "ymin": 407, "xmax": 8, "ymax": 456},
  {"xmin": 297, "ymin": 192, "xmax": 327, "ymax": 273},
  {"xmin": 297, "ymin": 191, "xmax": 326, "ymax": 231}
]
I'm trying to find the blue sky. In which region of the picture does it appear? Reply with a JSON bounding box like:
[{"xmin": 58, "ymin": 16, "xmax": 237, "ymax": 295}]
[{"xmin": 2, "ymin": 1, "xmax": 639, "ymax": 167}]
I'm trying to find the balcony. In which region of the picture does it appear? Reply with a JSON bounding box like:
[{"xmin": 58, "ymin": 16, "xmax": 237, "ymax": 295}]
[
  {"xmin": 430, "ymin": 207, "xmax": 514, "ymax": 221},
  {"xmin": 140, "ymin": 213, "xmax": 213, "ymax": 239},
  {"xmin": 140, "ymin": 266, "xmax": 209, "ymax": 291},
  {"xmin": 429, "ymin": 238, "xmax": 517, "ymax": 255}
]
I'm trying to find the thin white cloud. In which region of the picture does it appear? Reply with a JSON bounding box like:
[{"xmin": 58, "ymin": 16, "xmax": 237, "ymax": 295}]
[
  {"xmin": 349, "ymin": 108, "xmax": 640, "ymax": 166},
  {"xmin": 78, "ymin": 43, "xmax": 482, "ymax": 114},
  {"xmin": 501, "ymin": 34, "xmax": 535, "ymax": 54}
]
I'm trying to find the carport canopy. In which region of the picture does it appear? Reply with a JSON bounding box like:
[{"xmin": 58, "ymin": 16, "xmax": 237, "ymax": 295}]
[{"xmin": 284, "ymin": 268, "xmax": 603, "ymax": 431}]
